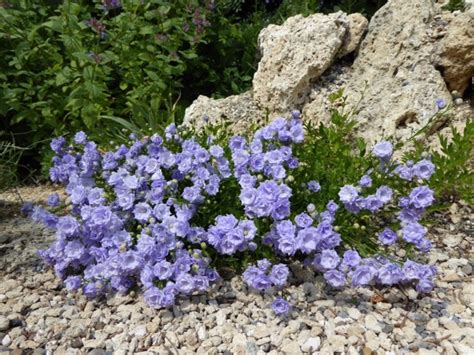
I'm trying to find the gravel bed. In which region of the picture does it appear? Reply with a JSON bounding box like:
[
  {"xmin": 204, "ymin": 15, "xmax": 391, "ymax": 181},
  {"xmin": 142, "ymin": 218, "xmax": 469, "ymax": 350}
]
[{"xmin": 0, "ymin": 186, "xmax": 473, "ymax": 355}]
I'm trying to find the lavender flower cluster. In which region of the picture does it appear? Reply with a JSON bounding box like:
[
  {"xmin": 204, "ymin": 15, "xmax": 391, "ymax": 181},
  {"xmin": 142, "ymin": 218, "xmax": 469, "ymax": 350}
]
[{"xmin": 29, "ymin": 113, "xmax": 437, "ymax": 315}]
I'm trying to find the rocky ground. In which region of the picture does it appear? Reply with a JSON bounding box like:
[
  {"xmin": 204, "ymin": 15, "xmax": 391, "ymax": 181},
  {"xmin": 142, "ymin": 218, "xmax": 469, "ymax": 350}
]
[{"xmin": 0, "ymin": 186, "xmax": 473, "ymax": 355}]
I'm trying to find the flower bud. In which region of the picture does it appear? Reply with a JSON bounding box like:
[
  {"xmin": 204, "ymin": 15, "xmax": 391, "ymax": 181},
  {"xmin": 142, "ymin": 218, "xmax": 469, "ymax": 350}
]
[
  {"xmin": 257, "ymin": 174, "xmax": 264, "ymax": 181},
  {"xmin": 334, "ymin": 226, "xmax": 340, "ymax": 232},
  {"xmin": 360, "ymin": 225, "xmax": 366, "ymax": 231},
  {"xmin": 286, "ymin": 175, "xmax": 294, "ymax": 183},
  {"xmin": 148, "ymin": 217, "xmax": 156, "ymax": 224},
  {"xmin": 200, "ymin": 242, "xmax": 207, "ymax": 249},
  {"xmin": 353, "ymin": 223, "xmax": 360, "ymax": 229},
  {"xmin": 307, "ymin": 203, "xmax": 316, "ymax": 213},
  {"xmin": 191, "ymin": 264, "xmax": 200, "ymax": 272}
]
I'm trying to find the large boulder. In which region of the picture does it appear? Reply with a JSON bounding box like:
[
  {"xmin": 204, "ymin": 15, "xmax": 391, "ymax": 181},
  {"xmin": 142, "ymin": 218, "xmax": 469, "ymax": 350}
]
[
  {"xmin": 182, "ymin": 91, "xmax": 264, "ymax": 134},
  {"xmin": 433, "ymin": 12, "xmax": 474, "ymax": 95},
  {"xmin": 252, "ymin": 12, "xmax": 350, "ymax": 115},
  {"xmin": 304, "ymin": 0, "xmax": 453, "ymax": 143}
]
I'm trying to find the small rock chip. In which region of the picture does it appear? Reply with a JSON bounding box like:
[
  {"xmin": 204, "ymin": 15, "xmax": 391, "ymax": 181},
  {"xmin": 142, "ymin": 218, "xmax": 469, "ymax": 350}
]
[
  {"xmin": 301, "ymin": 337, "xmax": 321, "ymax": 352},
  {"xmin": 0, "ymin": 318, "xmax": 8, "ymax": 332}
]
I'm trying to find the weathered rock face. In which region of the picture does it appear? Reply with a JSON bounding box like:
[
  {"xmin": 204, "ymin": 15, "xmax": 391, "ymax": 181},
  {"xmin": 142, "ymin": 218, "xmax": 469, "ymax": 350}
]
[
  {"xmin": 434, "ymin": 12, "xmax": 474, "ymax": 95},
  {"xmin": 252, "ymin": 12, "xmax": 349, "ymax": 115},
  {"xmin": 182, "ymin": 91, "xmax": 264, "ymax": 134},
  {"xmin": 337, "ymin": 0, "xmax": 452, "ymax": 143}
]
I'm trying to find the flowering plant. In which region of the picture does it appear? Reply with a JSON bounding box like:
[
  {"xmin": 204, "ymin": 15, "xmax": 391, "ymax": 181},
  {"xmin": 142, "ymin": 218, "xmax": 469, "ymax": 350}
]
[{"xmin": 28, "ymin": 110, "xmax": 437, "ymax": 314}]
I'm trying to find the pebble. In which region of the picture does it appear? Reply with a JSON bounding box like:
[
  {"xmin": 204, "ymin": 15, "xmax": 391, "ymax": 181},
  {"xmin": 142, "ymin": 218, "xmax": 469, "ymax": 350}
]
[
  {"xmin": 301, "ymin": 337, "xmax": 321, "ymax": 352},
  {"xmin": 365, "ymin": 314, "xmax": 382, "ymax": 333},
  {"xmin": 1, "ymin": 335, "xmax": 11, "ymax": 347},
  {"xmin": 0, "ymin": 318, "xmax": 8, "ymax": 332}
]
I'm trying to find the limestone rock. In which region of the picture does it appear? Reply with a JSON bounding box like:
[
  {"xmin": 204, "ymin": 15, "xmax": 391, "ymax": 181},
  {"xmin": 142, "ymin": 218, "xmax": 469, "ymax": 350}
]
[
  {"xmin": 338, "ymin": 13, "xmax": 369, "ymax": 57},
  {"xmin": 182, "ymin": 91, "xmax": 264, "ymax": 134},
  {"xmin": 253, "ymin": 12, "xmax": 349, "ymax": 115},
  {"xmin": 342, "ymin": 0, "xmax": 452, "ymax": 144},
  {"xmin": 434, "ymin": 12, "xmax": 474, "ymax": 95}
]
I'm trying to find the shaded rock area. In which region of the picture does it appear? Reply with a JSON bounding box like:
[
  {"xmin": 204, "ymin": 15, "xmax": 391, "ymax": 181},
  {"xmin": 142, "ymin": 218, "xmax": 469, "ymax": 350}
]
[
  {"xmin": 0, "ymin": 186, "xmax": 473, "ymax": 354},
  {"xmin": 184, "ymin": 0, "xmax": 473, "ymax": 147}
]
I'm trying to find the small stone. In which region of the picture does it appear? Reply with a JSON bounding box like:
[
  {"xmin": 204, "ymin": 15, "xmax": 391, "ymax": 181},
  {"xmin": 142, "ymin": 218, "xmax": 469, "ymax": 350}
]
[
  {"xmin": 1, "ymin": 335, "xmax": 11, "ymax": 347},
  {"xmin": 347, "ymin": 308, "xmax": 361, "ymax": 320},
  {"xmin": 254, "ymin": 325, "xmax": 270, "ymax": 339},
  {"xmin": 215, "ymin": 310, "xmax": 226, "ymax": 326},
  {"xmin": 281, "ymin": 341, "xmax": 301, "ymax": 354},
  {"xmin": 446, "ymin": 304, "xmax": 466, "ymax": 314},
  {"xmin": 365, "ymin": 315, "xmax": 382, "ymax": 333},
  {"xmin": 426, "ymin": 319, "xmax": 439, "ymax": 332},
  {"xmin": 301, "ymin": 337, "xmax": 321, "ymax": 352},
  {"xmin": 197, "ymin": 326, "xmax": 207, "ymax": 341},
  {"xmin": 0, "ymin": 317, "xmax": 8, "ymax": 332}
]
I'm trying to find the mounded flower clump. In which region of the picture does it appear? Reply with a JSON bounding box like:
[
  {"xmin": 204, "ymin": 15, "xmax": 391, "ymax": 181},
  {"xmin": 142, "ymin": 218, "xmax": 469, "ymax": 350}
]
[{"xmin": 28, "ymin": 111, "xmax": 437, "ymax": 314}]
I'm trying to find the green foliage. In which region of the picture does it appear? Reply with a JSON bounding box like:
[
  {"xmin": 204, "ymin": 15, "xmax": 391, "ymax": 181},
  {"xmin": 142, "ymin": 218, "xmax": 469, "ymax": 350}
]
[
  {"xmin": 1, "ymin": 0, "xmax": 214, "ymax": 161},
  {"xmin": 405, "ymin": 119, "xmax": 474, "ymax": 205},
  {"xmin": 441, "ymin": 0, "xmax": 466, "ymax": 12}
]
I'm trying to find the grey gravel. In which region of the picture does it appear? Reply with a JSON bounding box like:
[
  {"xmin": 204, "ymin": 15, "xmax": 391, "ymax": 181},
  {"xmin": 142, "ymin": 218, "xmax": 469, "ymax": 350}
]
[{"xmin": 1, "ymin": 186, "xmax": 473, "ymax": 354}]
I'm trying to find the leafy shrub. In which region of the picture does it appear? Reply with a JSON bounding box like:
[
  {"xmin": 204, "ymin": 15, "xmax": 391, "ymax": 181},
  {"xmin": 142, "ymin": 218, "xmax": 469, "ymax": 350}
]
[
  {"xmin": 1, "ymin": 0, "xmax": 214, "ymax": 157},
  {"xmin": 28, "ymin": 110, "xmax": 438, "ymax": 312}
]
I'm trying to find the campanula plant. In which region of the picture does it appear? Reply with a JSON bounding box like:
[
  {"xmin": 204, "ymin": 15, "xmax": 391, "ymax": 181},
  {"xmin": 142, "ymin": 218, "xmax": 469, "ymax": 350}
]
[{"xmin": 28, "ymin": 110, "xmax": 437, "ymax": 315}]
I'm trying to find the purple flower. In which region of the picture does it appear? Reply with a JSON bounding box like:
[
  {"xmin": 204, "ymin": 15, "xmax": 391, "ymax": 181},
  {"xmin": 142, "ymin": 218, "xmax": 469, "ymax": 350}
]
[
  {"xmin": 351, "ymin": 265, "xmax": 376, "ymax": 286},
  {"xmin": 297, "ymin": 227, "xmax": 319, "ymax": 254},
  {"xmin": 50, "ymin": 137, "xmax": 66, "ymax": 154},
  {"xmin": 416, "ymin": 279, "xmax": 434, "ymax": 293},
  {"xmin": 57, "ymin": 216, "xmax": 79, "ymax": 236},
  {"xmin": 277, "ymin": 236, "xmax": 297, "ymax": 256},
  {"xmin": 121, "ymin": 251, "xmax": 143, "ymax": 272},
  {"xmin": 102, "ymin": 0, "xmax": 121, "ymax": 11},
  {"xmin": 133, "ymin": 203, "xmax": 152, "ymax": 222},
  {"xmin": 339, "ymin": 185, "xmax": 359, "ymax": 204},
  {"xmin": 176, "ymin": 273, "xmax": 195, "ymax": 294},
  {"xmin": 377, "ymin": 263, "xmax": 403, "ymax": 285},
  {"xmin": 74, "ymin": 131, "xmax": 87, "ymax": 145},
  {"xmin": 272, "ymin": 297, "xmax": 291, "ymax": 315},
  {"xmin": 372, "ymin": 141, "xmax": 393, "ymax": 160},
  {"xmin": 269, "ymin": 264, "xmax": 289, "ymax": 288},
  {"xmin": 401, "ymin": 222, "xmax": 426, "ymax": 244},
  {"xmin": 324, "ymin": 270, "xmax": 346, "ymax": 288},
  {"xmin": 47, "ymin": 193, "xmax": 60, "ymax": 207},
  {"xmin": 409, "ymin": 186, "xmax": 434, "ymax": 209},
  {"xmin": 64, "ymin": 276, "xmax": 82, "ymax": 291},
  {"xmin": 307, "ymin": 180, "xmax": 321, "ymax": 192},
  {"xmin": 376, "ymin": 186, "xmax": 393, "ymax": 204},
  {"xmin": 413, "ymin": 159, "xmax": 435, "ymax": 180},
  {"xmin": 395, "ymin": 164, "xmax": 414, "ymax": 181},
  {"xmin": 342, "ymin": 250, "xmax": 361, "ymax": 268},
  {"xmin": 295, "ymin": 213, "xmax": 313, "ymax": 228},
  {"xmin": 359, "ymin": 175, "xmax": 372, "ymax": 188},
  {"xmin": 378, "ymin": 228, "xmax": 397, "ymax": 246},
  {"xmin": 257, "ymin": 259, "xmax": 272, "ymax": 272},
  {"xmin": 276, "ymin": 220, "xmax": 296, "ymax": 239},
  {"xmin": 363, "ymin": 195, "xmax": 383, "ymax": 212},
  {"xmin": 436, "ymin": 98, "xmax": 446, "ymax": 110},
  {"xmin": 317, "ymin": 250, "xmax": 340, "ymax": 270}
]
